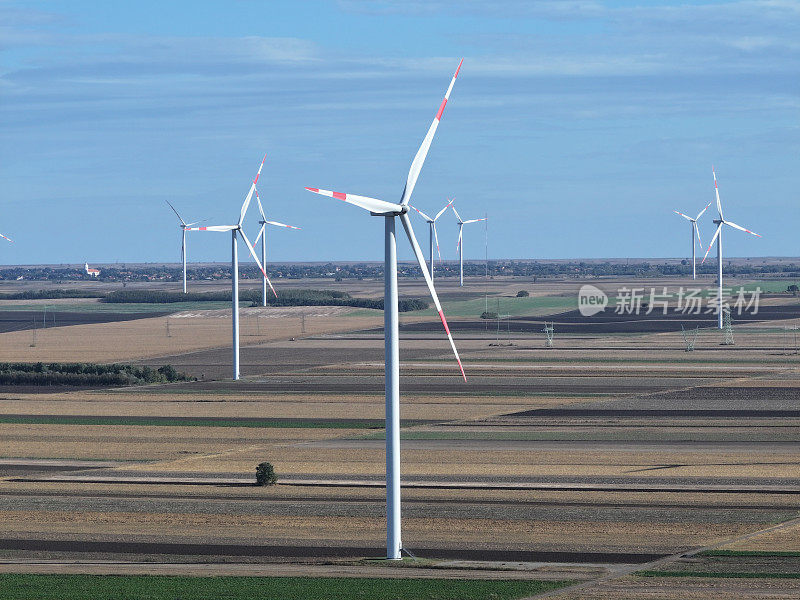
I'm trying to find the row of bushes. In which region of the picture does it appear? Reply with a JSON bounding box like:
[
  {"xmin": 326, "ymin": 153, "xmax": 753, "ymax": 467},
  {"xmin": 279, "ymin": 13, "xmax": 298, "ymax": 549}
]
[
  {"xmin": 0, "ymin": 363, "xmax": 192, "ymax": 387},
  {"xmin": 0, "ymin": 289, "xmax": 100, "ymax": 300},
  {"xmin": 102, "ymin": 289, "xmax": 428, "ymax": 312}
]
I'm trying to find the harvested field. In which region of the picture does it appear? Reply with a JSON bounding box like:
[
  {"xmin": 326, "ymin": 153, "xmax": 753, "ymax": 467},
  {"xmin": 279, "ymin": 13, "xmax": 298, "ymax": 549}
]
[{"xmin": 0, "ymin": 276, "xmax": 797, "ymax": 598}]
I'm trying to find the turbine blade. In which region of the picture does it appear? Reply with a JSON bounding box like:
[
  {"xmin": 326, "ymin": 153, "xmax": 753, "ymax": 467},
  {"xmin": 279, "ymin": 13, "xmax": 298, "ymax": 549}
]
[
  {"xmin": 410, "ymin": 205, "xmax": 433, "ymax": 222},
  {"xmin": 253, "ymin": 224, "xmax": 265, "ymax": 247},
  {"xmin": 305, "ymin": 187, "xmax": 402, "ymax": 214},
  {"xmin": 239, "ymin": 229, "xmax": 277, "ymax": 298},
  {"xmin": 695, "ymin": 222, "xmax": 703, "ymax": 249},
  {"xmin": 0, "ymin": 233, "xmax": 13, "ymax": 243},
  {"xmin": 702, "ymin": 224, "xmax": 722, "ymax": 264},
  {"xmin": 255, "ymin": 187, "xmax": 267, "ymax": 221},
  {"xmin": 184, "ymin": 225, "xmax": 236, "ymax": 232},
  {"xmin": 713, "ymin": 167, "xmax": 723, "ymax": 220},
  {"xmin": 674, "ymin": 210, "xmax": 694, "ymax": 222},
  {"xmin": 238, "ymin": 154, "xmax": 267, "ymax": 227},
  {"xmin": 434, "ymin": 197, "xmax": 455, "ymax": 221},
  {"xmin": 184, "ymin": 218, "xmax": 209, "ymax": 227},
  {"xmin": 725, "ymin": 220, "xmax": 762, "ymax": 238},
  {"xmin": 165, "ymin": 200, "xmax": 186, "ymax": 226},
  {"xmin": 456, "ymin": 226, "xmax": 463, "ymax": 252},
  {"xmin": 433, "ymin": 222, "xmax": 441, "ymax": 259},
  {"xmin": 399, "ymin": 59, "xmax": 463, "ymax": 206},
  {"xmin": 451, "ymin": 203, "xmax": 463, "ymax": 222},
  {"xmin": 264, "ymin": 220, "xmax": 301, "ymax": 229},
  {"xmin": 400, "ymin": 212, "xmax": 466, "ymax": 381},
  {"xmin": 463, "ymin": 218, "xmax": 486, "ymax": 225},
  {"xmin": 695, "ymin": 201, "xmax": 712, "ymax": 221}
]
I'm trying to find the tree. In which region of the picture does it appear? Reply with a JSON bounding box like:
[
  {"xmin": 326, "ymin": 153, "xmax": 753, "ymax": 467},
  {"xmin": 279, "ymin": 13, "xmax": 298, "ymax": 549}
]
[
  {"xmin": 516, "ymin": 290, "xmax": 529, "ymax": 297},
  {"xmin": 256, "ymin": 462, "xmax": 277, "ymax": 486}
]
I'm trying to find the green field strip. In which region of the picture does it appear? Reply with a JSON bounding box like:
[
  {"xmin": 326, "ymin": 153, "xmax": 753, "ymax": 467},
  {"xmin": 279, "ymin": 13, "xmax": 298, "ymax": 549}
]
[
  {"xmin": 0, "ymin": 415, "xmax": 429, "ymax": 429},
  {"xmin": 0, "ymin": 574, "xmax": 573, "ymax": 600},
  {"xmin": 637, "ymin": 570, "xmax": 800, "ymax": 579}
]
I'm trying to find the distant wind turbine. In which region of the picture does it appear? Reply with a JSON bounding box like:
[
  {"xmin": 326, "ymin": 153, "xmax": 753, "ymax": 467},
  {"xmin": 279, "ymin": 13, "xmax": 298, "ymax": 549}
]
[
  {"xmin": 701, "ymin": 167, "xmax": 762, "ymax": 329},
  {"xmin": 452, "ymin": 203, "xmax": 487, "ymax": 287},
  {"xmin": 186, "ymin": 154, "xmax": 275, "ymax": 378},
  {"xmin": 165, "ymin": 200, "xmax": 206, "ymax": 293},
  {"xmin": 252, "ymin": 189, "xmax": 301, "ymax": 307},
  {"xmin": 673, "ymin": 201, "xmax": 711, "ymax": 280},
  {"xmin": 410, "ymin": 198, "xmax": 453, "ymax": 281},
  {"xmin": 305, "ymin": 59, "xmax": 466, "ymax": 560}
]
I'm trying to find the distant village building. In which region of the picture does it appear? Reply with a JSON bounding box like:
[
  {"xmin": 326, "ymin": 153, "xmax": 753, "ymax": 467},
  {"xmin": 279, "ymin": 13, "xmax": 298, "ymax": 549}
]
[{"xmin": 84, "ymin": 263, "xmax": 100, "ymax": 277}]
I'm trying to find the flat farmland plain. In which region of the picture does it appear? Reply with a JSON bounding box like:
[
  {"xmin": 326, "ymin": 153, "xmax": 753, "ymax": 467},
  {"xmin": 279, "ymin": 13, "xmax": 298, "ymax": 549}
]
[{"xmin": 0, "ymin": 276, "xmax": 798, "ymax": 598}]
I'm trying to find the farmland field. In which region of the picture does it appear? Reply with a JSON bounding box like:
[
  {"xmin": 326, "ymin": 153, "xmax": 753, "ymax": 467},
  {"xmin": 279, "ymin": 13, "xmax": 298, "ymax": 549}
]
[{"xmin": 0, "ymin": 275, "xmax": 798, "ymax": 598}]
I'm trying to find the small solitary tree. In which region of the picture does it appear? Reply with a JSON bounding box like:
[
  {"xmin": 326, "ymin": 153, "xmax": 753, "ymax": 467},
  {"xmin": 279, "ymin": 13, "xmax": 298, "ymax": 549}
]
[
  {"xmin": 788, "ymin": 284, "xmax": 799, "ymax": 296},
  {"xmin": 516, "ymin": 290, "xmax": 529, "ymax": 297},
  {"xmin": 256, "ymin": 462, "xmax": 277, "ymax": 486}
]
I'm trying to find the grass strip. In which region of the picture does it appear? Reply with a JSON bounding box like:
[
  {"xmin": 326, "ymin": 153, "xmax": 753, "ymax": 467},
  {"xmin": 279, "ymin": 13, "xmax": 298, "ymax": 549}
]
[
  {"xmin": 0, "ymin": 574, "xmax": 573, "ymax": 600},
  {"xmin": 0, "ymin": 415, "xmax": 427, "ymax": 429},
  {"xmin": 699, "ymin": 550, "xmax": 800, "ymax": 557},
  {"xmin": 637, "ymin": 570, "xmax": 800, "ymax": 579}
]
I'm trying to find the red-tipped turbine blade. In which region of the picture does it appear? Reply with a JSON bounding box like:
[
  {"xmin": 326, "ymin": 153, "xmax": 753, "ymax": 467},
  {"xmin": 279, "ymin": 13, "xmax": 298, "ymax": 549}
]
[
  {"xmin": 238, "ymin": 155, "xmax": 267, "ymax": 227},
  {"xmin": 434, "ymin": 198, "xmax": 455, "ymax": 221},
  {"xmin": 253, "ymin": 224, "xmax": 265, "ymax": 247},
  {"xmin": 725, "ymin": 220, "xmax": 762, "ymax": 238},
  {"xmin": 702, "ymin": 224, "xmax": 722, "ymax": 264},
  {"xmin": 410, "ymin": 205, "xmax": 433, "ymax": 222},
  {"xmin": 400, "ymin": 212, "xmax": 466, "ymax": 381},
  {"xmin": 254, "ymin": 187, "xmax": 267, "ymax": 221},
  {"xmin": 712, "ymin": 167, "xmax": 723, "ymax": 220},
  {"xmin": 238, "ymin": 229, "xmax": 277, "ymax": 297},
  {"xmin": 305, "ymin": 187, "xmax": 402, "ymax": 214},
  {"xmin": 265, "ymin": 220, "xmax": 301, "ymax": 230},
  {"xmin": 695, "ymin": 201, "xmax": 712, "ymax": 221},
  {"xmin": 399, "ymin": 59, "xmax": 463, "ymax": 207}
]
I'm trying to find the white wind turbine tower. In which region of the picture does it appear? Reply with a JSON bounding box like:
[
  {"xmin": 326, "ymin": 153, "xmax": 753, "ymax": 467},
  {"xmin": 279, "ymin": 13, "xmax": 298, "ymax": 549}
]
[
  {"xmin": 410, "ymin": 198, "xmax": 453, "ymax": 281},
  {"xmin": 305, "ymin": 59, "xmax": 466, "ymax": 560},
  {"xmin": 701, "ymin": 167, "xmax": 762, "ymax": 329},
  {"xmin": 165, "ymin": 200, "xmax": 206, "ymax": 293},
  {"xmin": 186, "ymin": 154, "xmax": 275, "ymax": 379},
  {"xmin": 673, "ymin": 201, "xmax": 711, "ymax": 280},
  {"xmin": 252, "ymin": 188, "xmax": 301, "ymax": 307},
  {"xmin": 452, "ymin": 203, "xmax": 487, "ymax": 287}
]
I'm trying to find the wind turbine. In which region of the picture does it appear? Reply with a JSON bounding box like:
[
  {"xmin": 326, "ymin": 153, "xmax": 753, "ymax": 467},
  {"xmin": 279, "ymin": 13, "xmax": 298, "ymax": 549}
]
[
  {"xmin": 452, "ymin": 203, "xmax": 487, "ymax": 287},
  {"xmin": 701, "ymin": 167, "xmax": 762, "ymax": 329},
  {"xmin": 165, "ymin": 200, "xmax": 206, "ymax": 293},
  {"xmin": 673, "ymin": 201, "xmax": 711, "ymax": 280},
  {"xmin": 409, "ymin": 198, "xmax": 453, "ymax": 281},
  {"xmin": 305, "ymin": 59, "xmax": 466, "ymax": 560},
  {"xmin": 186, "ymin": 154, "xmax": 275, "ymax": 378},
  {"xmin": 252, "ymin": 188, "xmax": 301, "ymax": 307}
]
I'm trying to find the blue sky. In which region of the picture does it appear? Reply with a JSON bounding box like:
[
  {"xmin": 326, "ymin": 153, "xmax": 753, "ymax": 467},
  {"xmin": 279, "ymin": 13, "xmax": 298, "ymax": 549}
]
[{"xmin": 1, "ymin": 0, "xmax": 797, "ymax": 264}]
